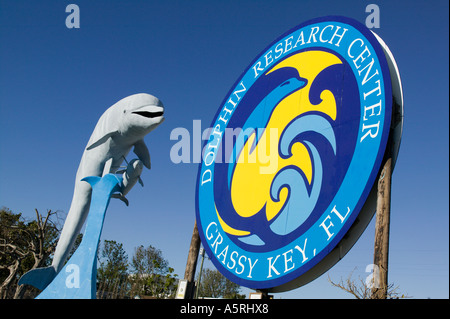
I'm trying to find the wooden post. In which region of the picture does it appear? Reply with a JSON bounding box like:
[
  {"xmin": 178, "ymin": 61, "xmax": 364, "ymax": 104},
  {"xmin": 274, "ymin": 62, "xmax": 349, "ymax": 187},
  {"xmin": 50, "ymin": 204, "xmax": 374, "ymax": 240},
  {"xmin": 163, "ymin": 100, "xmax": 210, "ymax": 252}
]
[
  {"xmin": 184, "ymin": 221, "xmax": 201, "ymax": 299},
  {"xmin": 194, "ymin": 247, "xmax": 206, "ymax": 299},
  {"xmin": 372, "ymin": 156, "xmax": 392, "ymax": 299}
]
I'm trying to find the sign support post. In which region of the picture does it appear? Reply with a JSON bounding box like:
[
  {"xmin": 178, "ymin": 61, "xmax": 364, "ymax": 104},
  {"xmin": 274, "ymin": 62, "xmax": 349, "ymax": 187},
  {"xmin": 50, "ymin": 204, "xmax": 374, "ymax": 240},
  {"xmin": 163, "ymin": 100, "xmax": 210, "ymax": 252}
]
[
  {"xmin": 183, "ymin": 221, "xmax": 201, "ymax": 299},
  {"xmin": 194, "ymin": 247, "xmax": 206, "ymax": 299},
  {"xmin": 372, "ymin": 149, "xmax": 393, "ymax": 299}
]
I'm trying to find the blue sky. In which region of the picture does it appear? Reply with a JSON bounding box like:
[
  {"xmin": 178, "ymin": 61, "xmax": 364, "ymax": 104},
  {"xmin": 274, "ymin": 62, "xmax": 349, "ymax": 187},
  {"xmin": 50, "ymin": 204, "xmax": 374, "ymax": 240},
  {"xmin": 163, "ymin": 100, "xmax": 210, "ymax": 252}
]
[{"xmin": 0, "ymin": 0, "xmax": 448, "ymax": 299}]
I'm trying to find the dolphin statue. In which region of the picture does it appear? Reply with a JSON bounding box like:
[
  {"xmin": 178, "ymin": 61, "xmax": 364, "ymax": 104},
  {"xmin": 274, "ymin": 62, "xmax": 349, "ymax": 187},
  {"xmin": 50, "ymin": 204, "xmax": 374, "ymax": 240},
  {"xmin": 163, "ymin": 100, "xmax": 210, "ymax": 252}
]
[
  {"xmin": 112, "ymin": 158, "xmax": 144, "ymax": 206},
  {"xmin": 19, "ymin": 93, "xmax": 164, "ymax": 290}
]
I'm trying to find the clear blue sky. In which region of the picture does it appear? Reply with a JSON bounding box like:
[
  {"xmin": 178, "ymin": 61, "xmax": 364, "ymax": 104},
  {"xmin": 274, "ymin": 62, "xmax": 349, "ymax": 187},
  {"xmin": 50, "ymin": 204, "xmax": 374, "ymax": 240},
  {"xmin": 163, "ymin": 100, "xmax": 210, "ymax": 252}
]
[{"xmin": 0, "ymin": 0, "xmax": 448, "ymax": 299}]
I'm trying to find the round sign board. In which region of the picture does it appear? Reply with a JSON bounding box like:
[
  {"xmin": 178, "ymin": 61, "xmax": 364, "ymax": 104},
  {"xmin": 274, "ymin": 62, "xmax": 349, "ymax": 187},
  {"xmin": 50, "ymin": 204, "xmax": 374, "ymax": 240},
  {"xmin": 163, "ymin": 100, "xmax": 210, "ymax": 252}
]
[{"xmin": 196, "ymin": 16, "xmax": 401, "ymax": 292}]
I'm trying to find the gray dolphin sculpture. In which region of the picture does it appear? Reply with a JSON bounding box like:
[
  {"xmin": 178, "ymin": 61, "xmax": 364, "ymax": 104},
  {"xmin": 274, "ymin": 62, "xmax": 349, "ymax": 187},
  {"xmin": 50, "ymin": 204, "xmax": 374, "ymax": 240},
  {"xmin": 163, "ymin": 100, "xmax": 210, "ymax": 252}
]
[{"xmin": 19, "ymin": 93, "xmax": 164, "ymax": 290}]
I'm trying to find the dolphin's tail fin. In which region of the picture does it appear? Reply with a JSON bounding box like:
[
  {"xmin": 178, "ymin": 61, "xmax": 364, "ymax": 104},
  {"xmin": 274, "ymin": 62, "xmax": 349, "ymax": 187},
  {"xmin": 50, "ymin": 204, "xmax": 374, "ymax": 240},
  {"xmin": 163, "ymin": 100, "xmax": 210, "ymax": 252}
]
[
  {"xmin": 81, "ymin": 176, "xmax": 102, "ymax": 187},
  {"xmin": 18, "ymin": 266, "xmax": 56, "ymax": 291}
]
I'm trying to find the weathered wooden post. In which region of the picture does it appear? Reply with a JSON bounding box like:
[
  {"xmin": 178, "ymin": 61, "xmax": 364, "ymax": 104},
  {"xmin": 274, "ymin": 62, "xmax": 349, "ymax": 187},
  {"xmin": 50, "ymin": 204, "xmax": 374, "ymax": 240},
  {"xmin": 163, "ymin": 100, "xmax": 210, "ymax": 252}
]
[
  {"xmin": 184, "ymin": 221, "xmax": 201, "ymax": 299},
  {"xmin": 372, "ymin": 151, "xmax": 393, "ymax": 299}
]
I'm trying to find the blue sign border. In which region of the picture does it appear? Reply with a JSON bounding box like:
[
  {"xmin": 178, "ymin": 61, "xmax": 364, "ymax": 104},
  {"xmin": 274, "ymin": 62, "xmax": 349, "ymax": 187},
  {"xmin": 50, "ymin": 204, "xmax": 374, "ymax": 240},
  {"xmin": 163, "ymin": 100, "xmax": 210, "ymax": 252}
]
[{"xmin": 195, "ymin": 16, "xmax": 393, "ymax": 290}]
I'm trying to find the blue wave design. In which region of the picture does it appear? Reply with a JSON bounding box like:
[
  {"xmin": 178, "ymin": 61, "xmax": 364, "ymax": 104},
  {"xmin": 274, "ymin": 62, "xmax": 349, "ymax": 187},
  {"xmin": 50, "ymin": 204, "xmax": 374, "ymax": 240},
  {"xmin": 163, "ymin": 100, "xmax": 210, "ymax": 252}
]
[
  {"xmin": 269, "ymin": 114, "xmax": 337, "ymax": 235},
  {"xmin": 212, "ymin": 53, "xmax": 360, "ymax": 253}
]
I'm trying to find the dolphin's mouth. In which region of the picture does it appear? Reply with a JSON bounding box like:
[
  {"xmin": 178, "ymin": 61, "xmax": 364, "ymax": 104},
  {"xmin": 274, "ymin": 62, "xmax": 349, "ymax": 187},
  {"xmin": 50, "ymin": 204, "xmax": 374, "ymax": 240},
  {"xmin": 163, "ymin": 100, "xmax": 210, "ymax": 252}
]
[{"xmin": 132, "ymin": 110, "xmax": 164, "ymax": 118}]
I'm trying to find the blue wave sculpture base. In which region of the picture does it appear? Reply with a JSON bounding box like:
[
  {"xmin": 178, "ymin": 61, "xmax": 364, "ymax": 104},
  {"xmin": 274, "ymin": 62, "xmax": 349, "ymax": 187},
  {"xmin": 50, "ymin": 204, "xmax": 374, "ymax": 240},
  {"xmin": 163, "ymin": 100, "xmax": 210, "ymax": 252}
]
[{"xmin": 36, "ymin": 174, "xmax": 122, "ymax": 299}]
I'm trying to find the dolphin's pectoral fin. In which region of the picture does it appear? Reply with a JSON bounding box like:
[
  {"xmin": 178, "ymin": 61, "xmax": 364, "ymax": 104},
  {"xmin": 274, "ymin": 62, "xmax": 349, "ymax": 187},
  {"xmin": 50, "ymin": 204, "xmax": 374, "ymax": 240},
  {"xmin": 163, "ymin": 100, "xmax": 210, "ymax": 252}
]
[
  {"xmin": 86, "ymin": 131, "xmax": 119, "ymax": 150},
  {"xmin": 111, "ymin": 193, "xmax": 129, "ymax": 206},
  {"xmin": 133, "ymin": 139, "xmax": 151, "ymax": 169}
]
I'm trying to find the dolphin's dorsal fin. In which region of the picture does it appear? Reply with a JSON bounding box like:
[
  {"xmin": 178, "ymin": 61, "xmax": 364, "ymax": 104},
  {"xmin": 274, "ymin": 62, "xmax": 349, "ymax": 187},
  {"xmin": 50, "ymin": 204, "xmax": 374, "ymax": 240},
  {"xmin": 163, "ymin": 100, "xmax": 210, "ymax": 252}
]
[
  {"xmin": 133, "ymin": 139, "xmax": 151, "ymax": 169},
  {"xmin": 86, "ymin": 131, "xmax": 119, "ymax": 151}
]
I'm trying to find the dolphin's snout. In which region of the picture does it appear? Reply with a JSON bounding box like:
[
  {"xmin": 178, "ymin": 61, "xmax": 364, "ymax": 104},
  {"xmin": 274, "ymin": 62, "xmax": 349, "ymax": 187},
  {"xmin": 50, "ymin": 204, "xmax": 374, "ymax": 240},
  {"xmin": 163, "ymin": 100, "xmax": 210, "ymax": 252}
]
[
  {"xmin": 132, "ymin": 110, "xmax": 164, "ymax": 118},
  {"xmin": 132, "ymin": 104, "xmax": 164, "ymax": 119}
]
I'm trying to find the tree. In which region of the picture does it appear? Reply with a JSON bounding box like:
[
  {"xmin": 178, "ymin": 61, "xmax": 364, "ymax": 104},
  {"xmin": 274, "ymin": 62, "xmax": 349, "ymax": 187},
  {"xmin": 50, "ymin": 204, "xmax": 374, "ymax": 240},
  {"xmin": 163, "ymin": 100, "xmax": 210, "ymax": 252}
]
[
  {"xmin": 97, "ymin": 240, "xmax": 129, "ymax": 299},
  {"xmin": 0, "ymin": 207, "xmax": 61, "ymax": 299},
  {"xmin": 1, "ymin": 207, "xmax": 178, "ymax": 299},
  {"xmin": 197, "ymin": 268, "xmax": 244, "ymax": 299},
  {"xmin": 130, "ymin": 245, "xmax": 178, "ymax": 298},
  {"xmin": 328, "ymin": 270, "xmax": 410, "ymax": 299}
]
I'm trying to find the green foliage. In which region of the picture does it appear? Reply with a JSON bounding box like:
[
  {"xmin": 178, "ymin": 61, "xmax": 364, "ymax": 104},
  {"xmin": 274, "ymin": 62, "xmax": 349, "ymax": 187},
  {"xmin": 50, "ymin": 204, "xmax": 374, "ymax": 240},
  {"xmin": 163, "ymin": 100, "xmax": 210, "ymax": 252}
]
[
  {"xmin": 97, "ymin": 240, "xmax": 129, "ymax": 299},
  {"xmin": 96, "ymin": 242, "xmax": 179, "ymax": 299},
  {"xmin": 197, "ymin": 268, "xmax": 245, "ymax": 299},
  {"xmin": 129, "ymin": 245, "xmax": 178, "ymax": 298}
]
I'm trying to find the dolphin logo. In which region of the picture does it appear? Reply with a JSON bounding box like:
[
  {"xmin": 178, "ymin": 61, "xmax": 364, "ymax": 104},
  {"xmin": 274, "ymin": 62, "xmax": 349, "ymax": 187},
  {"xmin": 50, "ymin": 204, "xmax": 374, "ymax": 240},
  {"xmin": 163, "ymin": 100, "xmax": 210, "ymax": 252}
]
[
  {"xmin": 212, "ymin": 67, "xmax": 308, "ymax": 244},
  {"xmin": 19, "ymin": 93, "xmax": 164, "ymax": 290}
]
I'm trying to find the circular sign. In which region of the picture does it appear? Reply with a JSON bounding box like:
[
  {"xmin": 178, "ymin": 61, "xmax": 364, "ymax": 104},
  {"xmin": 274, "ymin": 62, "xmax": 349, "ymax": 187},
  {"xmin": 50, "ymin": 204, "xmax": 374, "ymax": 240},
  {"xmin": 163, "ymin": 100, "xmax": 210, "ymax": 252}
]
[{"xmin": 196, "ymin": 16, "xmax": 393, "ymax": 291}]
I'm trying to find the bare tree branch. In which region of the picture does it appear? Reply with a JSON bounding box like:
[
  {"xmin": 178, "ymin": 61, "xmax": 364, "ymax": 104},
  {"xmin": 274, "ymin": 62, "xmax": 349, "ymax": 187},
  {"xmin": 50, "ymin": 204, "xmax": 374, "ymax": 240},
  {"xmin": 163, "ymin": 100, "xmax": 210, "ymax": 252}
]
[
  {"xmin": 1, "ymin": 208, "xmax": 61, "ymax": 299},
  {"xmin": 328, "ymin": 271, "xmax": 410, "ymax": 299}
]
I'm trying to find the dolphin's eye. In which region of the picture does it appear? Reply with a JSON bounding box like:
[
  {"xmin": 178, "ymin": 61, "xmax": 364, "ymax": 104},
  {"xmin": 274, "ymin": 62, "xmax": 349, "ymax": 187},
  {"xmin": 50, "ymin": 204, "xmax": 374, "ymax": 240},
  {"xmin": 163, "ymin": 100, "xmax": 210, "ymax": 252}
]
[
  {"xmin": 280, "ymin": 81, "xmax": 290, "ymax": 87},
  {"xmin": 123, "ymin": 110, "xmax": 127, "ymax": 113}
]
